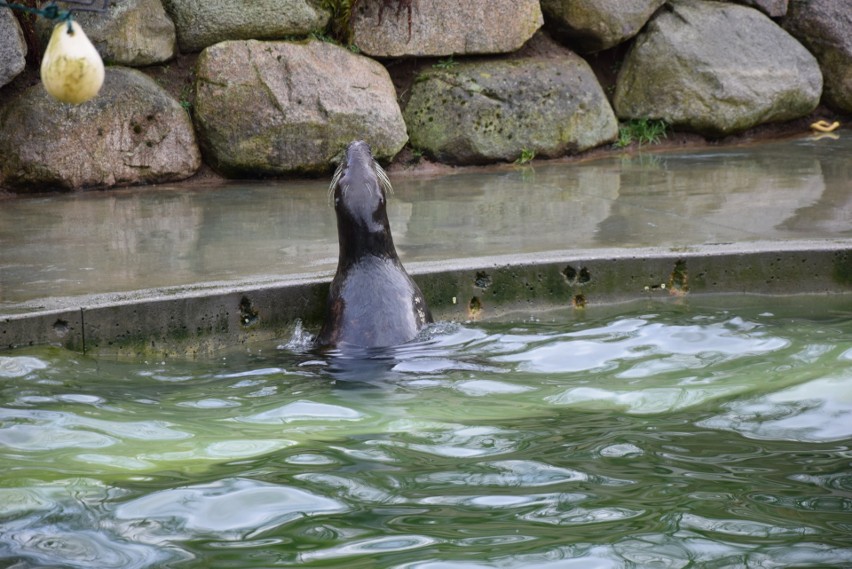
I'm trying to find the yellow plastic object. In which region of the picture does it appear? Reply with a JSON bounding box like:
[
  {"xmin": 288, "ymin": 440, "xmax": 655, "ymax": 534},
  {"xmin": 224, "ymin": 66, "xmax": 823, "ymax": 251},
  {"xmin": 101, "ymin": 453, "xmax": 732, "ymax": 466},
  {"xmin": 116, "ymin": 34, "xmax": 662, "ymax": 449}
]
[
  {"xmin": 810, "ymin": 120, "xmax": 840, "ymax": 133},
  {"xmin": 40, "ymin": 20, "xmax": 105, "ymax": 104}
]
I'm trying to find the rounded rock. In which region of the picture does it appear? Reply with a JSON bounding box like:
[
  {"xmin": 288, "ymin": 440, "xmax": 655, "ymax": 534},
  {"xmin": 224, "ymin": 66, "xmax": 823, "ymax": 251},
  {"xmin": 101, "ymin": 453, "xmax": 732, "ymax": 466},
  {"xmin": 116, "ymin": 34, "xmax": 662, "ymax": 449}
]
[
  {"xmin": 0, "ymin": 67, "xmax": 201, "ymax": 192},
  {"xmin": 194, "ymin": 39, "xmax": 408, "ymax": 177},
  {"xmin": 614, "ymin": 0, "xmax": 822, "ymax": 136},
  {"xmin": 404, "ymin": 40, "xmax": 617, "ymax": 165}
]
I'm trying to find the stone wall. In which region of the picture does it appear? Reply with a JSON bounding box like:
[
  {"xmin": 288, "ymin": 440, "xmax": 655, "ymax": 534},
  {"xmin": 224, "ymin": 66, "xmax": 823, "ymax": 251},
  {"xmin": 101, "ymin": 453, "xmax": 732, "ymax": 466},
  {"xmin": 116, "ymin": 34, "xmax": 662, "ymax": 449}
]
[{"xmin": 0, "ymin": 0, "xmax": 849, "ymax": 192}]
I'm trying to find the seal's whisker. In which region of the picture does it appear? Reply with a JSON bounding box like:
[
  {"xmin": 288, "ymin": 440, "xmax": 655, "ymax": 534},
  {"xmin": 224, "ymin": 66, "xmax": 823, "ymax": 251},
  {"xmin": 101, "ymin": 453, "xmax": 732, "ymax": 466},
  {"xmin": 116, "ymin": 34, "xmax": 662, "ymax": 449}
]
[
  {"xmin": 374, "ymin": 161, "xmax": 393, "ymax": 197},
  {"xmin": 328, "ymin": 161, "xmax": 345, "ymax": 205}
]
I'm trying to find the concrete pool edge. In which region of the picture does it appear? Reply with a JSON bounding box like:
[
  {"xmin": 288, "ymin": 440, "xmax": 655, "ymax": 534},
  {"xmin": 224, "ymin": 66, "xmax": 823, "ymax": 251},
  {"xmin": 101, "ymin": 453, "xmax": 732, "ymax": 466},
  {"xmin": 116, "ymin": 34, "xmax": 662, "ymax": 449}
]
[{"xmin": 2, "ymin": 239, "xmax": 850, "ymax": 356}]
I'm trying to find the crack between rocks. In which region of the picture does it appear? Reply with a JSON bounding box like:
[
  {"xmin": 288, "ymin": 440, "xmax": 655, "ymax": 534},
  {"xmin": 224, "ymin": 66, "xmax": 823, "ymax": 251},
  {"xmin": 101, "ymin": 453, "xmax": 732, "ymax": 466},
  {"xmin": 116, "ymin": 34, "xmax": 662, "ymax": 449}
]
[{"xmin": 667, "ymin": 3, "xmax": 691, "ymax": 26}]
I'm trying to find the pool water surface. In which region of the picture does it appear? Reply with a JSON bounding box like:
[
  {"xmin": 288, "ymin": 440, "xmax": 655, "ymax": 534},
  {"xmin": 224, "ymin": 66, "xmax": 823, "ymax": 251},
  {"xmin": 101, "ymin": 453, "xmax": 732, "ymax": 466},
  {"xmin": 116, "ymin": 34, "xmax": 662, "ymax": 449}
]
[{"xmin": 1, "ymin": 295, "xmax": 851, "ymax": 568}]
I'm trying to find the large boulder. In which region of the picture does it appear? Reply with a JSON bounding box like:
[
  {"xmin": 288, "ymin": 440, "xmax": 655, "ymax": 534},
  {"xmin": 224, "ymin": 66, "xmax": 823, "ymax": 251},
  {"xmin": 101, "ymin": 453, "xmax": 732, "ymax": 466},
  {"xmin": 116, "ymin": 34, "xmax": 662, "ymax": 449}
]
[
  {"xmin": 36, "ymin": 0, "xmax": 176, "ymax": 66},
  {"xmin": 403, "ymin": 37, "xmax": 618, "ymax": 165},
  {"xmin": 161, "ymin": 0, "xmax": 330, "ymax": 53},
  {"xmin": 614, "ymin": 0, "xmax": 822, "ymax": 136},
  {"xmin": 0, "ymin": 8, "xmax": 26, "ymax": 88},
  {"xmin": 194, "ymin": 39, "xmax": 408, "ymax": 177},
  {"xmin": 540, "ymin": 0, "xmax": 665, "ymax": 53},
  {"xmin": 0, "ymin": 67, "xmax": 200, "ymax": 192},
  {"xmin": 350, "ymin": 0, "xmax": 542, "ymax": 57},
  {"xmin": 784, "ymin": 0, "xmax": 852, "ymax": 113}
]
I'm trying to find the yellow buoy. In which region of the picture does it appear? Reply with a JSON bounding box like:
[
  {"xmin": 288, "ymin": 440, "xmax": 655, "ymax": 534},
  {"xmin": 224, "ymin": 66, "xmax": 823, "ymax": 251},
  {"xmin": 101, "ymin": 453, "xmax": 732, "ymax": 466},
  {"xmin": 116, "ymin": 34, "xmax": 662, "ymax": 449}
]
[{"xmin": 40, "ymin": 20, "xmax": 105, "ymax": 105}]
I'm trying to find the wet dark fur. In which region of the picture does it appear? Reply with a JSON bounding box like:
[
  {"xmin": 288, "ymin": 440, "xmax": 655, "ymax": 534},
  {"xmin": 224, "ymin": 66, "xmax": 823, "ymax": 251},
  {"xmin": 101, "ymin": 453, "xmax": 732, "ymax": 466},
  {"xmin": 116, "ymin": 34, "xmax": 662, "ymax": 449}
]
[{"xmin": 316, "ymin": 141, "xmax": 432, "ymax": 348}]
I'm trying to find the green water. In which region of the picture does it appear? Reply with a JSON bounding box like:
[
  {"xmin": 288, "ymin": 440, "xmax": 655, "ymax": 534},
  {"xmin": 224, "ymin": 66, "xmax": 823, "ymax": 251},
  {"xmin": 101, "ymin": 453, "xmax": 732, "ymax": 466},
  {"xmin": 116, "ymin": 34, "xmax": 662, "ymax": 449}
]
[{"xmin": 1, "ymin": 296, "xmax": 851, "ymax": 568}]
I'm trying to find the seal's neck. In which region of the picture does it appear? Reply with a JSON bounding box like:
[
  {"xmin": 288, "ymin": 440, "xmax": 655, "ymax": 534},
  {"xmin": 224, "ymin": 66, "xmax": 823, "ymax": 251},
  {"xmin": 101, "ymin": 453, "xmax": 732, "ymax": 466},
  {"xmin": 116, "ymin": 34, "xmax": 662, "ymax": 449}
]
[
  {"xmin": 336, "ymin": 209, "xmax": 398, "ymax": 265},
  {"xmin": 331, "ymin": 141, "xmax": 398, "ymax": 265}
]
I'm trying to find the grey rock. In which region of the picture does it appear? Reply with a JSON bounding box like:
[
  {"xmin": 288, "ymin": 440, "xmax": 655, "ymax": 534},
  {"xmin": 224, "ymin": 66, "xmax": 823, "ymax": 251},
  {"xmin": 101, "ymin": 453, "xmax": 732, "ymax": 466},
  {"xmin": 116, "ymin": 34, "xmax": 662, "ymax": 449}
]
[
  {"xmin": 403, "ymin": 37, "xmax": 618, "ymax": 165},
  {"xmin": 729, "ymin": 0, "xmax": 788, "ymax": 17},
  {"xmin": 351, "ymin": 0, "xmax": 543, "ymax": 57},
  {"xmin": 784, "ymin": 0, "xmax": 852, "ymax": 113},
  {"xmin": 37, "ymin": 0, "xmax": 177, "ymax": 66},
  {"xmin": 614, "ymin": 0, "xmax": 822, "ymax": 136},
  {"xmin": 0, "ymin": 8, "xmax": 27, "ymax": 88},
  {"xmin": 0, "ymin": 67, "xmax": 201, "ymax": 192},
  {"xmin": 161, "ymin": 0, "xmax": 330, "ymax": 53},
  {"xmin": 194, "ymin": 39, "xmax": 408, "ymax": 177},
  {"xmin": 541, "ymin": 0, "xmax": 665, "ymax": 52}
]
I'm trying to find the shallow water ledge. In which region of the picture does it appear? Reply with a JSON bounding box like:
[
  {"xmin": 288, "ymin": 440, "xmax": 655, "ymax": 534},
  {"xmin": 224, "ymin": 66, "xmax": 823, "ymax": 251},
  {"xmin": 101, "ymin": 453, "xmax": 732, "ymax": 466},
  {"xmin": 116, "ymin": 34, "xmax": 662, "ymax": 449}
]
[{"xmin": 2, "ymin": 240, "xmax": 849, "ymax": 357}]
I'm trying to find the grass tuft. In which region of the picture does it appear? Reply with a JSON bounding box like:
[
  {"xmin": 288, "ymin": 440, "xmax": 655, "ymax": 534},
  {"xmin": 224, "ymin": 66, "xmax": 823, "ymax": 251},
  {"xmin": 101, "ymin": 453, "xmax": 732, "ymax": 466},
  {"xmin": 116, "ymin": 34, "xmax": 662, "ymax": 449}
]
[
  {"xmin": 514, "ymin": 148, "xmax": 535, "ymax": 166},
  {"xmin": 433, "ymin": 56, "xmax": 458, "ymax": 70},
  {"xmin": 321, "ymin": 0, "xmax": 358, "ymax": 45},
  {"xmin": 614, "ymin": 119, "xmax": 669, "ymax": 148}
]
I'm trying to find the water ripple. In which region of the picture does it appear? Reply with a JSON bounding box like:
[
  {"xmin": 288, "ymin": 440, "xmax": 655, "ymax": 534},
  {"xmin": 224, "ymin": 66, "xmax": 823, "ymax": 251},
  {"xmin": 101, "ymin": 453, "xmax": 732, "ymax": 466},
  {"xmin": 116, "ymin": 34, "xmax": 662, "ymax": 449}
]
[
  {"xmin": 0, "ymin": 356, "xmax": 49, "ymax": 378},
  {"xmin": 418, "ymin": 460, "xmax": 589, "ymax": 488},
  {"xmin": 676, "ymin": 512, "xmax": 817, "ymax": 537},
  {"xmin": 520, "ymin": 504, "xmax": 644, "ymax": 526},
  {"xmin": 0, "ymin": 408, "xmax": 189, "ymax": 444},
  {"xmin": 493, "ymin": 317, "xmax": 788, "ymax": 375},
  {"xmin": 391, "ymin": 426, "xmax": 519, "ymax": 459},
  {"xmin": 699, "ymin": 376, "xmax": 852, "ymax": 442},
  {"xmin": 113, "ymin": 477, "xmax": 347, "ymax": 540},
  {"xmin": 1, "ymin": 527, "xmax": 173, "ymax": 569},
  {"xmin": 295, "ymin": 472, "xmax": 404, "ymax": 505},
  {"xmin": 299, "ymin": 534, "xmax": 442, "ymax": 563},
  {"xmin": 235, "ymin": 399, "xmax": 364, "ymax": 424}
]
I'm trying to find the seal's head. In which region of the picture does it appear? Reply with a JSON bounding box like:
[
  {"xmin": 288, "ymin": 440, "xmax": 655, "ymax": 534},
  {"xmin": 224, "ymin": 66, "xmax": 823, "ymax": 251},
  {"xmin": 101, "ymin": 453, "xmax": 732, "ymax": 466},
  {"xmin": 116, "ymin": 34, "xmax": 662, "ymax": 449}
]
[{"xmin": 328, "ymin": 140, "xmax": 396, "ymax": 262}]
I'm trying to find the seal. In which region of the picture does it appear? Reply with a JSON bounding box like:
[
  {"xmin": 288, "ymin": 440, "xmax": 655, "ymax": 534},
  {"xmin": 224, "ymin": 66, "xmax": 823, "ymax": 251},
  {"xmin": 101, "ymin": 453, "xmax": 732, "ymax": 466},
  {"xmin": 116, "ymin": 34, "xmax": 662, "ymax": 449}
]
[{"xmin": 316, "ymin": 140, "xmax": 432, "ymax": 348}]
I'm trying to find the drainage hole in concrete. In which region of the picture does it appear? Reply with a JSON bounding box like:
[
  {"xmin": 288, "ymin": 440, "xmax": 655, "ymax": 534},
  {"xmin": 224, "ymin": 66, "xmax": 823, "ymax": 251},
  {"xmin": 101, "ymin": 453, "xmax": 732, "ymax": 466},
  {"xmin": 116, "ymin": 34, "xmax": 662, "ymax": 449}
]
[
  {"xmin": 474, "ymin": 271, "xmax": 492, "ymax": 289},
  {"xmin": 562, "ymin": 265, "xmax": 591, "ymax": 285},
  {"xmin": 53, "ymin": 319, "xmax": 69, "ymax": 338},
  {"xmin": 239, "ymin": 297, "xmax": 259, "ymax": 327}
]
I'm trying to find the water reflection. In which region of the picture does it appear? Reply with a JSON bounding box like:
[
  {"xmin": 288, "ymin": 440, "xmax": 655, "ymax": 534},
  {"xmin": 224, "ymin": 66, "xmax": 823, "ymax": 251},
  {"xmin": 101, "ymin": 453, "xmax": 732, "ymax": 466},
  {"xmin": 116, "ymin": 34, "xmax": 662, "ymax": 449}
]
[
  {"xmin": 1, "ymin": 298, "xmax": 851, "ymax": 568},
  {"xmin": 700, "ymin": 376, "xmax": 852, "ymax": 442},
  {"xmin": 2, "ymin": 133, "xmax": 850, "ymax": 305},
  {"xmin": 114, "ymin": 478, "xmax": 347, "ymax": 538}
]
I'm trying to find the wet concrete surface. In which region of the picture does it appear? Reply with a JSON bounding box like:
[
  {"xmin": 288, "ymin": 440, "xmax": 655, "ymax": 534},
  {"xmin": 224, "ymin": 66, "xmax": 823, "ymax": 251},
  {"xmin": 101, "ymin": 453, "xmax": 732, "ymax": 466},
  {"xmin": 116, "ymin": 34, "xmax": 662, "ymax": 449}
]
[
  {"xmin": 2, "ymin": 131, "xmax": 850, "ymax": 311},
  {"xmin": 1, "ymin": 132, "xmax": 851, "ymax": 353}
]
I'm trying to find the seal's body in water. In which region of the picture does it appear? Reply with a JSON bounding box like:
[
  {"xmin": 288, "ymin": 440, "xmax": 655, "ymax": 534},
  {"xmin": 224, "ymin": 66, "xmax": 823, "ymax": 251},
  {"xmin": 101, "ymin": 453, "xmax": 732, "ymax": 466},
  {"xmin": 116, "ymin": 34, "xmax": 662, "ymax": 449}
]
[{"xmin": 316, "ymin": 141, "xmax": 432, "ymax": 348}]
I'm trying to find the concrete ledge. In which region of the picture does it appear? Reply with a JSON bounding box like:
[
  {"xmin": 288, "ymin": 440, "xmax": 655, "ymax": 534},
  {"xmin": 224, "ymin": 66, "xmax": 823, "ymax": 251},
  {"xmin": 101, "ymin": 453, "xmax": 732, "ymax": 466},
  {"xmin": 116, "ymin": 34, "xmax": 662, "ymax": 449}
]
[{"xmin": 2, "ymin": 240, "xmax": 850, "ymax": 356}]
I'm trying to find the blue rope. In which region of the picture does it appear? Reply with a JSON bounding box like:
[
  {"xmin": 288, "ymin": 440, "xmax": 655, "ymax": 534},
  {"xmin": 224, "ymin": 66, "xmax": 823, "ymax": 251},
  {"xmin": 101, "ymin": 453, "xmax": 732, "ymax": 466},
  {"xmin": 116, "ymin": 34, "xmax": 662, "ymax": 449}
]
[
  {"xmin": 0, "ymin": 1, "xmax": 74, "ymax": 31},
  {"xmin": 3, "ymin": 0, "xmax": 109, "ymax": 32}
]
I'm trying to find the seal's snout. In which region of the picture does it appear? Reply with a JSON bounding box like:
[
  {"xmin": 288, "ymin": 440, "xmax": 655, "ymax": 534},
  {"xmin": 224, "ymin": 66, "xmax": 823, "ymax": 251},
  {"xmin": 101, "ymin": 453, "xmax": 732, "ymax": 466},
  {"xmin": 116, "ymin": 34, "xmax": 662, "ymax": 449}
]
[
  {"xmin": 346, "ymin": 140, "xmax": 372, "ymax": 161},
  {"xmin": 340, "ymin": 141, "xmax": 373, "ymax": 176},
  {"xmin": 328, "ymin": 140, "xmax": 393, "ymax": 207}
]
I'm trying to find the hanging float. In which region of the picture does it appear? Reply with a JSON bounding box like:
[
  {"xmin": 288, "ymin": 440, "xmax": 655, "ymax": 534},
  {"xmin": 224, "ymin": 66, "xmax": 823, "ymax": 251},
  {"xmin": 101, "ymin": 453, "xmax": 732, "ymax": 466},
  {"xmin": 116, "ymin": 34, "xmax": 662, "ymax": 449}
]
[{"xmin": 1, "ymin": 0, "xmax": 108, "ymax": 104}]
